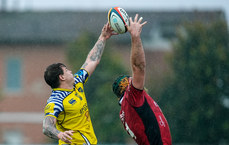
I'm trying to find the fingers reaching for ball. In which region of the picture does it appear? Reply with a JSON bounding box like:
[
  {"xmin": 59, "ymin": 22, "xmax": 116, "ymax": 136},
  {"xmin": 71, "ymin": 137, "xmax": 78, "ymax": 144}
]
[
  {"xmin": 107, "ymin": 23, "xmax": 119, "ymax": 35},
  {"xmin": 100, "ymin": 22, "xmax": 119, "ymax": 40},
  {"xmin": 127, "ymin": 14, "xmax": 147, "ymax": 37},
  {"xmin": 129, "ymin": 14, "xmax": 147, "ymax": 26}
]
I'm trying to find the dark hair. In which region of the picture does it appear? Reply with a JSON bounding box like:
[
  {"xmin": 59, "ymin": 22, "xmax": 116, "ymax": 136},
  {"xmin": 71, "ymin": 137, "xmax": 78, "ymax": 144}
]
[
  {"xmin": 44, "ymin": 63, "xmax": 66, "ymax": 88},
  {"xmin": 112, "ymin": 75, "xmax": 130, "ymax": 98}
]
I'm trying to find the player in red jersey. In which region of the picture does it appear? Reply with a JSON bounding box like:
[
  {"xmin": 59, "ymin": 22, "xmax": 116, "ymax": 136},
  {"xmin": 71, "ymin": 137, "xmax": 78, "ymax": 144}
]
[{"xmin": 112, "ymin": 14, "xmax": 172, "ymax": 145}]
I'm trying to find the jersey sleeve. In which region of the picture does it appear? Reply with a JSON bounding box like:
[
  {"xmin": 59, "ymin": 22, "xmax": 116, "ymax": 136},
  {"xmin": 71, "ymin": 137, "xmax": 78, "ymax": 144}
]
[
  {"xmin": 74, "ymin": 69, "xmax": 89, "ymax": 85},
  {"xmin": 44, "ymin": 97, "xmax": 64, "ymax": 118},
  {"xmin": 126, "ymin": 81, "xmax": 145, "ymax": 107}
]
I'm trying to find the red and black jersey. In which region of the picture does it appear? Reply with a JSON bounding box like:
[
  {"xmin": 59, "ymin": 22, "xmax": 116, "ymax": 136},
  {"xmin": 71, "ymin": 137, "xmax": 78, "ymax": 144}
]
[{"xmin": 119, "ymin": 80, "xmax": 172, "ymax": 145}]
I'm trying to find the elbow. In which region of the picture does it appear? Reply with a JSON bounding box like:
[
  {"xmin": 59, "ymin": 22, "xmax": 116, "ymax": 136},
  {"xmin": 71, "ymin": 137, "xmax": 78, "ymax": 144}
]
[
  {"xmin": 140, "ymin": 62, "xmax": 146, "ymax": 71},
  {"xmin": 132, "ymin": 56, "xmax": 146, "ymax": 71},
  {"xmin": 133, "ymin": 62, "xmax": 146, "ymax": 72},
  {"xmin": 43, "ymin": 126, "xmax": 47, "ymax": 135},
  {"xmin": 89, "ymin": 58, "xmax": 101, "ymax": 66},
  {"xmin": 42, "ymin": 124, "xmax": 49, "ymax": 136}
]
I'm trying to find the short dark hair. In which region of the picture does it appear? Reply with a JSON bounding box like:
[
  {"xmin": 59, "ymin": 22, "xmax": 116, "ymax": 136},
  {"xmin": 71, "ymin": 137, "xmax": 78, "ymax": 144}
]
[
  {"xmin": 44, "ymin": 63, "xmax": 66, "ymax": 88},
  {"xmin": 112, "ymin": 75, "xmax": 130, "ymax": 98}
]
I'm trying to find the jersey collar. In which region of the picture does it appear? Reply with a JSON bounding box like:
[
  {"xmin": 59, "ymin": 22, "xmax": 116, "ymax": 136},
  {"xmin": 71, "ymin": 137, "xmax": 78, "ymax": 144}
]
[
  {"xmin": 119, "ymin": 96, "xmax": 124, "ymax": 106},
  {"xmin": 53, "ymin": 88, "xmax": 74, "ymax": 92}
]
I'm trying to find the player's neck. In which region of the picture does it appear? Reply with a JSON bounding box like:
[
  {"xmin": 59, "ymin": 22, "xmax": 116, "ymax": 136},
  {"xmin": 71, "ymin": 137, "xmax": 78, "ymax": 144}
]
[{"xmin": 59, "ymin": 83, "xmax": 73, "ymax": 90}]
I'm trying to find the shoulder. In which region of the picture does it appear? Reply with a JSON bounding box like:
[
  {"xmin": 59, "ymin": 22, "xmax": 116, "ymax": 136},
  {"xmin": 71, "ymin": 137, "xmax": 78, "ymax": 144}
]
[
  {"xmin": 74, "ymin": 69, "xmax": 89, "ymax": 78},
  {"xmin": 47, "ymin": 90, "xmax": 70, "ymax": 104},
  {"xmin": 128, "ymin": 81, "xmax": 144, "ymax": 95},
  {"xmin": 124, "ymin": 82, "xmax": 145, "ymax": 107},
  {"xmin": 45, "ymin": 90, "xmax": 69, "ymax": 116},
  {"xmin": 74, "ymin": 69, "xmax": 89, "ymax": 84}
]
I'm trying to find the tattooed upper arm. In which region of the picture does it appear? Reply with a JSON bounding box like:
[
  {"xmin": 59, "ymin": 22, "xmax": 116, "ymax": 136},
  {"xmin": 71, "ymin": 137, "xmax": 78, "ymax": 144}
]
[
  {"xmin": 43, "ymin": 116, "xmax": 60, "ymax": 140},
  {"xmin": 81, "ymin": 62, "xmax": 88, "ymax": 69}
]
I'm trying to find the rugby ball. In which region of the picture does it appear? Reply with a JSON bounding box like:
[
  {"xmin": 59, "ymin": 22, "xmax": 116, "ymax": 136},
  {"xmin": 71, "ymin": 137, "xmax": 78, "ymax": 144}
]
[{"xmin": 108, "ymin": 7, "xmax": 129, "ymax": 34}]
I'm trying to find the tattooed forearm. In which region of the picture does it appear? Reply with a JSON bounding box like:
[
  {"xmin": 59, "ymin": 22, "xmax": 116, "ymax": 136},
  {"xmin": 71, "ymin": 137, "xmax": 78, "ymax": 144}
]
[
  {"xmin": 90, "ymin": 40, "xmax": 105, "ymax": 61},
  {"xmin": 43, "ymin": 116, "xmax": 60, "ymax": 140}
]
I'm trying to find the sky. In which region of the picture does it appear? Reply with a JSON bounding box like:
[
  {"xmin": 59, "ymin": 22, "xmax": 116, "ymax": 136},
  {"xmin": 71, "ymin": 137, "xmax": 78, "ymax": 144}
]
[{"xmin": 2, "ymin": 0, "xmax": 229, "ymax": 22}]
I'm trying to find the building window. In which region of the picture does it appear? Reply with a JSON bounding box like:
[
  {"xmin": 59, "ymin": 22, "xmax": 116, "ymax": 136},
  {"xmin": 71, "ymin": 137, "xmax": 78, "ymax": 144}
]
[
  {"xmin": 3, "ymin": 130, "xmax": 23, "ymax": 144},
  {"xmin": 6, "ymin": 58, "xmax": 22, "ymax": 91}
]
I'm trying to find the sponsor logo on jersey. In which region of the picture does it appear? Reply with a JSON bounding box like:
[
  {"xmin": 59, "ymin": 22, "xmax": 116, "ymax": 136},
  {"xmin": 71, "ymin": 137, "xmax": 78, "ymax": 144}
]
[
  {"xmin": 159, "ymin": 115, "xmax": 166, "ymax": 127},
  {"xmin": 75, "ymin": 92, "xmax": 83, "ymax": 100},
  {"xmin": 80, "ymin": 103, "xmax": 88, "ymax": 114},
  {"xmin": 44, "ymin": 103, "xmax": 55, "ymax": 114},
  {"xmin": 120, "ymin": 111, "xmax": 125, "ymax": 123},
  {"xmin": 78, "ymin": 87, "xmax": 83, "ymax": 93},
  {"xmin": 69, "ymin": 98, "xmax": 77, "ymax": 105}
]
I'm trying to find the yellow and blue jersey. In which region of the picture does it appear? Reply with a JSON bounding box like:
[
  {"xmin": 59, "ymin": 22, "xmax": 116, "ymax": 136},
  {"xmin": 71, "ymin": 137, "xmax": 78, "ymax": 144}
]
[{"xmin": 44, "ymin": 69, "xmax": 97, "ymax": 145}]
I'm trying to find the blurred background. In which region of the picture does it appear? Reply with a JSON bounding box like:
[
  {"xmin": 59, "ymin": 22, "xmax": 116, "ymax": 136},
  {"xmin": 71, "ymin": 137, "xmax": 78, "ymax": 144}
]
[{"xmin": 0, "ymin": 0, "xmax": 229, "ymax": 145}]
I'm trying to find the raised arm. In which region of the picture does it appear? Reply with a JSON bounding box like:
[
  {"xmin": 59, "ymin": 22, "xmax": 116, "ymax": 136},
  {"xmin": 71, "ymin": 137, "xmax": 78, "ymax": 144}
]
[
  {"xmin": 43, "ymin": 116, "xmax": 74, "ymax": 143},
  {"xmin": 128, "ymin": 14, "xmax": 147, "ymax": 90},
  {"xmin": 81, "ymin": 22, "xmax": 117, "ymax": 75}
]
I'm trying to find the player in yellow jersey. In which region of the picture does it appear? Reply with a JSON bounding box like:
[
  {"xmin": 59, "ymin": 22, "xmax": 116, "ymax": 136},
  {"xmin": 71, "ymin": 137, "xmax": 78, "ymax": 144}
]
[{"xmin": 43, "ymin": 22, "xmax": 117, "ymax": 145}]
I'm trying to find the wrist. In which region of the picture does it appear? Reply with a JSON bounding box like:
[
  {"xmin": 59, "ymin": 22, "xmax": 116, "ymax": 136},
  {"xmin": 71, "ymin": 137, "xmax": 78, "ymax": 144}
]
[
  {"xmin": 57, "ymin": 132, "xmax": 63, "ymax": 139},
  {"xmin": 99, "ymin": 33, "xmax": 108, "ymax": 41},
  {"xmin": 131, "ymin": 35, "xmax": 141, "ymax": 41}
]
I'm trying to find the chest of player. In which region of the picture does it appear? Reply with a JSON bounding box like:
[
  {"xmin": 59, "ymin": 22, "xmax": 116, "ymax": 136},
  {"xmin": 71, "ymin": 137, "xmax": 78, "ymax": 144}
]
[{"xmin": 62, "ymin": 89, "xmax": 88, "ymax": 117}]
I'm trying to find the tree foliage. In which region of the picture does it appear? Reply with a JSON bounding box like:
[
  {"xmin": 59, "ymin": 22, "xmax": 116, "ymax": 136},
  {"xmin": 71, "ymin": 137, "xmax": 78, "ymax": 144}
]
[
  {"xmin": 160, "ymin": 21, "xmax": 229, "ymax": 144},
  {"xmin": 66, "ymin": 31, "xmax": 130, "ymax": 143}
]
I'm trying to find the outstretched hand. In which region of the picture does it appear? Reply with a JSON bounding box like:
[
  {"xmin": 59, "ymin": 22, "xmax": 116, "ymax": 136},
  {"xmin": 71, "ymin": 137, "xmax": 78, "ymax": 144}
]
[
  {"xmin": 100, "ymin": 22, "xmax": 119, "ymax": 40},
  {"xmin": 127, "ymin": 14, "xmax": 147, "ymax": 38}
]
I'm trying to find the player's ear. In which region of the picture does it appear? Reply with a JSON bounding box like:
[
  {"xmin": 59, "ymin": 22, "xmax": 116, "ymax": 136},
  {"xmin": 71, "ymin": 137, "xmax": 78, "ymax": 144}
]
[{"xmin": 59, "ymin": 74, "xmax": 65, "ymax": 81}]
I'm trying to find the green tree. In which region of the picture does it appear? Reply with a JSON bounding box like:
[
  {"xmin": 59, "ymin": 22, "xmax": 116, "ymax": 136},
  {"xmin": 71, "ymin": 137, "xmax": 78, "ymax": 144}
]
[
  {"xmin": 66, "ymin": 31, "xmax": 130, "ymax": 143},
  {"xmin": 160, "ymin": 21, "xmax": 229, "ymax": 144}
]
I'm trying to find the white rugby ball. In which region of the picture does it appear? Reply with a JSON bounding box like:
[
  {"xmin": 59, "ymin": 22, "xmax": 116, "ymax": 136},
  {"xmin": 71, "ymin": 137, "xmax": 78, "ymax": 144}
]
[{"xmin": 108, "ymin": 7, "xmax": 129, "ymax": 34}]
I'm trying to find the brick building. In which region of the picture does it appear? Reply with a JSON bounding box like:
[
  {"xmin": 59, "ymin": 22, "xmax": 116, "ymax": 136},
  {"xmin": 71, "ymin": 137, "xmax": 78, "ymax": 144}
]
[{"xmin": 0, "ymin": 10, "xmax": 225, "ymax": 144}]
